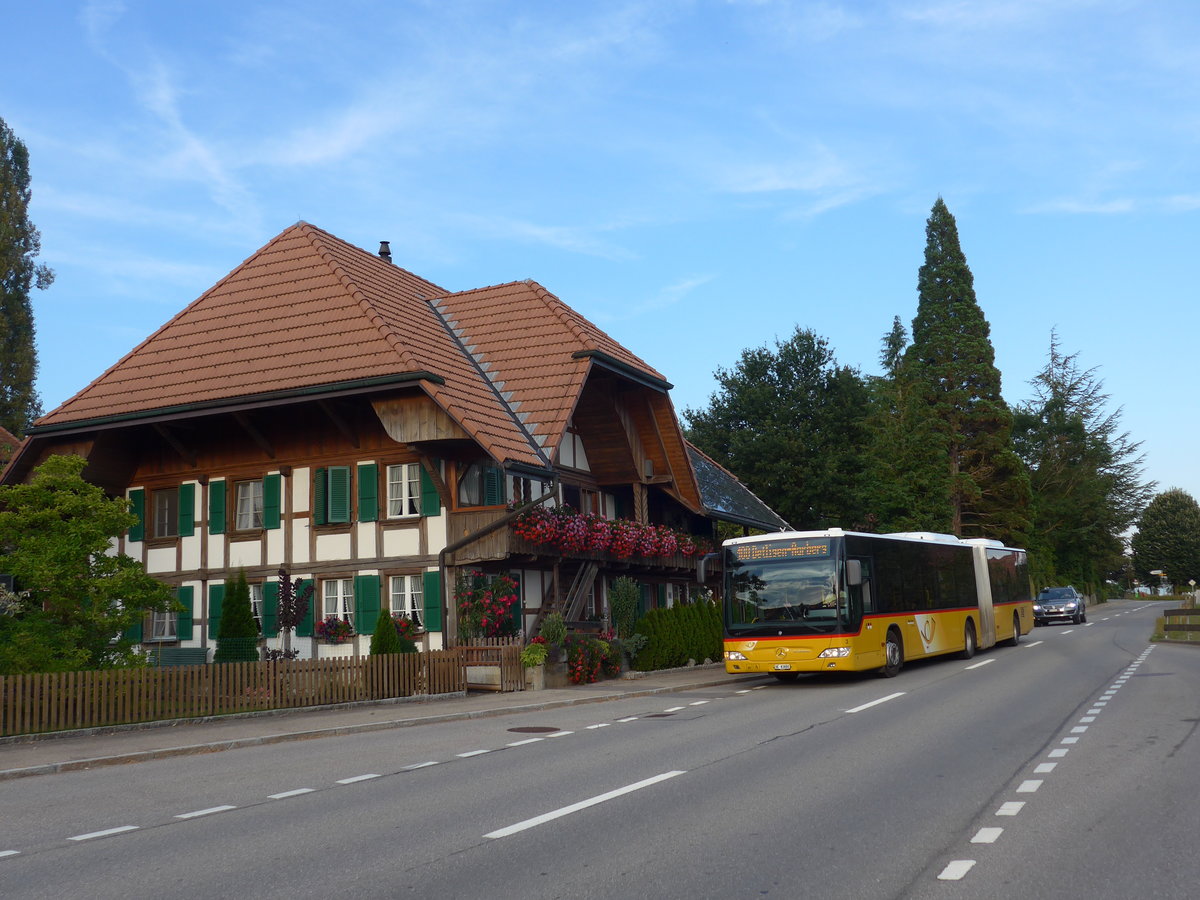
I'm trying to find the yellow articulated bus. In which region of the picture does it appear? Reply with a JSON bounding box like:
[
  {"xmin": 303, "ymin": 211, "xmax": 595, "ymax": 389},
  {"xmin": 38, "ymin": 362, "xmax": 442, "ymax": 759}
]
[{"xmin": 721, "ymin": 529, "xmax": 1033, "ymax": 680}]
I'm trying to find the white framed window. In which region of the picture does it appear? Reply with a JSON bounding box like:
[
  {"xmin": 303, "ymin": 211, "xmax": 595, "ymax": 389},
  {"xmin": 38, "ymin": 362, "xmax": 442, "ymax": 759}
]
[
  {"xmin": 249, "ymin": 583, "xmax": 264, "ymax": 634},
  {"xmin": 389, "ymin": 575, "xmax": 424, "ymax": 629},
  {"xmin": 323, "ymin": 578, "xmax": 354, "ymax": 623},
  {"xmin": 153, "ymin": 488, "xmax": 179, "ymax": 538},
  {"xmin": 387, "ymin": 464, "xmax": 422, "ymax": 518},
  {"xmin": 235, "ymin": 480, "xmax": 264, "ymax": 530},
  {"xmin": 148, "ymin": 610, "xmax": 177, "ymax": 641}
]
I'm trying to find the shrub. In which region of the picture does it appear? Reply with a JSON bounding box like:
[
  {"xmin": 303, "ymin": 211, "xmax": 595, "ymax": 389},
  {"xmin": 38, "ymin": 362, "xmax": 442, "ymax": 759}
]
[
  {"xmin": 632, "ymin": 601, "xmax": 723, "ymax": 671},
  {"xmin": 539, "ymin": 611, "xmax": 567, "ymax": 646},
  {"xmin": 609, "ymin": 577, "xmax": 639, "ymax": 640},
  {"xmin": 369, "ymin": 608, "xmax": 401, "ymax": 655},
  {"xmin": 215, "ymin": 569, "xmax": 259, "ymax": 663}
]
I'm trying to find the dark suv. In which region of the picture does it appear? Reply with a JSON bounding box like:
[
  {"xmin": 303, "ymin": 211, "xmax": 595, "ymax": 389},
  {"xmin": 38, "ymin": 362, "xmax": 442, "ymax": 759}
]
[{"xmin": 1034, "ymin": 586, "xmax": 1087, "ymax": 625}]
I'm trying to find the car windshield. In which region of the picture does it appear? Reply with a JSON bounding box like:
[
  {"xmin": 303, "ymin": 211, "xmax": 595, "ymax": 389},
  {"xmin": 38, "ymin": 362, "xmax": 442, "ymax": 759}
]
[{"xmin": 1038, "ymin": 588, "xmax": 1076, "ymax": 600}]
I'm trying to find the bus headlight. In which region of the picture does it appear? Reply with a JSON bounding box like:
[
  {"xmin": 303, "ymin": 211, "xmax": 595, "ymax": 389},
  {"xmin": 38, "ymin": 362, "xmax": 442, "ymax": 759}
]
[
  {"xmin": 818, "ymin": 647, "xmax": 851, "ymax": 658},
  {"xmin": 725, "ymin": 651, "xmax": 748, "ymax": 661}
]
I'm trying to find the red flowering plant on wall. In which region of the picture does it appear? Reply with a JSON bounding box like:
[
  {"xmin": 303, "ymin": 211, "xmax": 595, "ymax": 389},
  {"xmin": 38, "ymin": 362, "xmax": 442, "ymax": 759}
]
[
  {"xmin": 511, "ymin": 505, "xmax": 709, "ymax": 560},
  {"xmin": 391, "ymin": 614, "xmax": 419, "ymax": 640},
  {"xmin": 455, "ymin": 570, "xmax": 521, "ymax": 642},
  {"xmin": 315, "ymin": 616, "xmax": 354, "ymax": 644}
]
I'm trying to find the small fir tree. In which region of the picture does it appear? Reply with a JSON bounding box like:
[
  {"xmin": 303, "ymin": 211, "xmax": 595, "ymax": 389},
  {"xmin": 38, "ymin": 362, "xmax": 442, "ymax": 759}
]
[
  {"xmin": 214, "ymin": 569, "xmax": 259, "ymax": 662},
  {"xmin": 369, "ymin": 608, "xmax": 402, "ymax": 655}
]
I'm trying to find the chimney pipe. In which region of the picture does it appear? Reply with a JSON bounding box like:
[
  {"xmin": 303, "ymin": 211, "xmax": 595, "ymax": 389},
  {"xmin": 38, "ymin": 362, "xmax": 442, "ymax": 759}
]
[{"xmin": 378, "ymin": 241, "xmax": 392, "ymax": 263}]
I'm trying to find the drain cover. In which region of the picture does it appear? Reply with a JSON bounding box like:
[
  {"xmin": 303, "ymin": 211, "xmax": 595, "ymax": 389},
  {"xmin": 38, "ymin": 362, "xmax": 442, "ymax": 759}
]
[
  {"xmin": 645, "ymin": 713, "xmax": 676, "ymax": 718},
  {"xmin": 507, "ymin": 726, "xmax": 562, "ymax": 734}
]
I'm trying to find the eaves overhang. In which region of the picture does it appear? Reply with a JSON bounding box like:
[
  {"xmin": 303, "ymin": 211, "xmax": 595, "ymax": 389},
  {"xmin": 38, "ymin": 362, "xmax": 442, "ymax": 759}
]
[
  {"xmin": 28, "ymin": 371, "xmax": 446, "ymax": 437},
  {"xmin": 572, "ymin": 350, "xmax": 673, "ymax": 393}
]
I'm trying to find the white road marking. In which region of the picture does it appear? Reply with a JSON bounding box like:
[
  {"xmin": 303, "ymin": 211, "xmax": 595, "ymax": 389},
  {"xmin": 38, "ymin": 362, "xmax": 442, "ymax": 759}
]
[
  {"xmin": 69, "ymin": 826, "xmax": 139, "ymax": 842},
  {"xmin": 689, "ymin": 700, "xmax": 709, "ymax": 706},
  {"xmin": 1035, "ymin": 763, "xmax": 1057, "ymax": 774},
  {"xmin": 586, "ymin": 723, "xmax": 610, "ymax": 730},
  {"xmin": 1080, "ymin": 716, "xmax": 1096, "ymax": 723},
  {"xmin": 175, "ymin": 805, "xmax": 236, "ymax": 819},
  {"xmin": 337, "ymin": 774, "xmax": 382, "ymax": 783},
  {"xmin": 617, "ymin": 717, "xmax": 639, "ymax": 723},
  {"xmin": 1087, "ymin": 708, "xmax": 1102, "ymax": 715},
  {"xmin": 484, "ymin": 771, "xmax": 686, "ymax": 839},
  {"xmin": 965, "ymin": 659, "xmax": 995, "ymax": 670},
  {"xmin": 972, "ymin": 828, "xmax": 1003, "ymax": 843},
  {"xmin": 1061, "ymin": 629, "xmax": 1074, "ymax": 634},
  {"xmin": 1048, "ymin": 749, "xmax": 1069, "ymax": 758},
  {"xmin": 1025, "ymin": 641, "xmax": 1044, "ymax": 648},
  {"xmin": 1017, "ymin": 780, "xmax": 1043, "ymax": 793},
  {"xmin": 1071, "ymin": 726, "xmax": 1089, "ymax": 734},
  {"xmin": 846, "ymin": 692, "xmax": 905, "ymax": 713},
  {"xmin": 269, "ymin": 788, "xmax": 315, "ymax": 799},
  {"xmin": 456, "ymin": 750, "xmax": 491, "ymax": 758},
  {"xmin": 507, "ymin": 738, "xmax": 544, "ymax": 747},
  {"xmin": 736, "ymin": 689, "xmax": 752, "ymax": 694},
  {"xmin": 547, "ymin": 731, "xmax": 573, "ymax": 738},
  {"xmin": 1061, "ymin": 737, "xmax": 1079, "ymax": 744},
  {"xmin": 0, "ymin": 850, "xmax": 20, "ymax": 858},
  {"xmin": 938, "ymin": 860, "xmax": 976, "ymax": 880},
  {"xmin": 996, "ymin": 802, "xmax": 1025, "ymax": 816},
  {"xmin": 403, "ymin": 761, "xmax": 439, "ymax": 769},
  {"xmin": 664, "ymin": 707, "xmax": 685, "ymax": 712}
]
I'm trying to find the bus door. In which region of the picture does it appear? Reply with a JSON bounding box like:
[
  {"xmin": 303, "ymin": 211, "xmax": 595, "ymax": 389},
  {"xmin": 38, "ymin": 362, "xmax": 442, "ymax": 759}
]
[
  {"xmin": 972, "ymin": 545, "xmax": 997, "ymax": 648},
  {"xmin": 846, "ymin": 557, "xmax": 883, "ymax": 668}
]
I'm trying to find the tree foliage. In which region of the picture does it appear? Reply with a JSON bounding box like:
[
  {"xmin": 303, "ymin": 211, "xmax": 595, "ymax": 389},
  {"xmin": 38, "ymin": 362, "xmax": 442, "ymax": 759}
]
[
  {"xmin": 1131, "ymin": 489, "xmax": 1200, "ymax": 589},
  {"xmin": 0, "ymin": 455, "xmax": 175, "ymax": 673},
  {"xmin": 684, "ymin": 326, "xmax": 871, "ymax": 530},
  {"xmin": 369, "ymin": 607, "xmax": 402, "ymax": 655},
  {"xmin": 881, "ymin": 198, "xmax": 1031, "ymax": 544},
  {"xmin": 1013, "ymin": 331, "xmax": 1153, "ymax": 591},
  {"xmin": 0, "ymin": 116, "xmax": 54, "ymax": 437},
  {"xmin": 214, "ymin": 568, "xmax": 259, "ymax": 662}
]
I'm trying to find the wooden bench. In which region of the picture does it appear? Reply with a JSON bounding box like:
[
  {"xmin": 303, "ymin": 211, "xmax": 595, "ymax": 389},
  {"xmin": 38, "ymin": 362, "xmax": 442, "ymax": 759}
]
[{"xmin": 150, "ymin": 647, "xmax": 211, "ymax": 666}]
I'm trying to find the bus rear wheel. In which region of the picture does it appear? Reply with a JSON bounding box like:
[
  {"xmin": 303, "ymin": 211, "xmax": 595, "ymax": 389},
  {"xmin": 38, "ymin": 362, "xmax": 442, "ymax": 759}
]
[
  {"xmin": 881, "ymin": 629, "xmax": 903, "ymax": 678},
  {"xmin": 958, "ymin": 621, "xmax": 977, "ymax": 660},
  {"xmin": 1006, "ymin": 613, "xmax": 1021, "ymax": 646}
]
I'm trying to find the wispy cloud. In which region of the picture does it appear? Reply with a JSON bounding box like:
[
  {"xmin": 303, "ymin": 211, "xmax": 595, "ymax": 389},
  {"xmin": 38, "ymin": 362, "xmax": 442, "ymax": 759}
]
[{"xmin": 452, "ymin": 213, "xmax": 638, "ymax": 261}]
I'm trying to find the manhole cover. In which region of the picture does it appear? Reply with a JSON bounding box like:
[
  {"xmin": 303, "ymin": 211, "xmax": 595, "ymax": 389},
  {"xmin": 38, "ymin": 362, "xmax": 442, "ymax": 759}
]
[
  {"xmin": 645, "ymin": 713, "xmax": 676, "ymax": 718},
  {"xmin": 507, "ymin": 726, "xmax": 562, "ymax": 733}
]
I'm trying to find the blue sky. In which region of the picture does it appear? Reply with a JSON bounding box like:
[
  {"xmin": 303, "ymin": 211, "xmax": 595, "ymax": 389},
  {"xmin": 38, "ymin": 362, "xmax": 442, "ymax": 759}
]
[{"xmin": 4, "ymin": 1, "xmax": 1198, "ymax": 510}]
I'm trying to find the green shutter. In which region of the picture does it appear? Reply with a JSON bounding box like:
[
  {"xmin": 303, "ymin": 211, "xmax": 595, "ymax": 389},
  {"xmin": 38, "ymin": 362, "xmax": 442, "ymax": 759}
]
[
  {"xmin": 357, "ymin": 464, "xmax": 378, "ymax": 522},
  {"xmin": 328, "ymin": 466, "xmax": 351, "ymax": 523},
  {"xmin": 123, "ymin": 618, "xmax": 144, "ymax": 644},
  {"xmin": 296, "ymin": 579, "xmax": 316, "ymax": 636},
  {"xmin": 422, "ymin": 571, "xmax": 443, "ymax": 631},
  {"xmin": 209, "ymin": 480, "xmax": 226, "ymax": 535},
  {"xmin": 354, "ymin": 575, "xmax": 381, "ymax": 634},
  {"xmin": 263, "ymin": 473, "xmax": 282, "ymax": 530},
  {"xmin": 313, "ymin": 468, "xmax": 328, "ymax": 526},
  {"xmin": 419, "ymin": 463, "xmax": 441, "ymax": 517},
  {"xmin": 262, "ymin": 582, "xmax": 280, "ymax": 637},
  {"xmin": 178, "ymin": 483, "xmax": 196, "ymax": 537},
  {"xmin": 177, "ymin": 586, "xmax": 194, "ymax": 640},
  {"xmin": 128, "ymin": 489, "xmax": 146, "ymax": 542},
  {"xmin": 657, "ymin": 584, "xmax": 667, "ymax": 609},
  {"xmin": 208, "ymin": 584, "xmax": 225, "ymax": 641},
  {"xmin": 484, "ymin": 466, "xmax": 505, "ymax": 507}
]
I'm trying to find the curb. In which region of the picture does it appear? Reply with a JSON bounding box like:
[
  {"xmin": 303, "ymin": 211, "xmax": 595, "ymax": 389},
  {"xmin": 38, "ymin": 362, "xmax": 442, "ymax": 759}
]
[{"xmin": 0, "ymin": 673, "xmax": 748, "ymax": 781}]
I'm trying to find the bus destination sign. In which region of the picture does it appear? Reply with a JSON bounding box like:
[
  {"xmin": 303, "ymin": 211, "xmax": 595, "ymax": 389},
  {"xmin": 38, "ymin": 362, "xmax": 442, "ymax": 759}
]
[{"xmin": 732, "ymin": 539, "xmax": 832, "ymax": 562}]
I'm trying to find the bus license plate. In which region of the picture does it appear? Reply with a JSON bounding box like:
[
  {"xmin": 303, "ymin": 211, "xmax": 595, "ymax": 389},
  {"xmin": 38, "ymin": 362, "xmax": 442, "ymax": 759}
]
[{"xmin": 773, "ymin": 663, "xmax": 791, "ymax": 671}]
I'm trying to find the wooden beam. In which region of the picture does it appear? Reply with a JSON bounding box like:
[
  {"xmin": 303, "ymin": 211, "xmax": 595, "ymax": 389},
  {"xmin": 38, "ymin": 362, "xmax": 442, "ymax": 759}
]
[
  {"xmin": 152, "ymin": 424, "xmax": 196, "ymax": 468},
  {"xmin": 317, "ymin": 400, "xmax": 359, "ymax": 449},
  {"xmin": 419, "ymin": 456, "xmax": 451, "ymax": 507},
  {"xmin": 232, "ymin": 412, "xmax": 276, "ymax": 459}
]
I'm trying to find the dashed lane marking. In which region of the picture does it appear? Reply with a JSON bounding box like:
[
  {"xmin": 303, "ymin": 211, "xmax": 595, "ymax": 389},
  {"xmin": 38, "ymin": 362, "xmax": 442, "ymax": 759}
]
[
  {"xmin": 69, "ymin": 826, "xmax": 139, "ymax": 842},
  {"xmin": 337, "ymin": 774, "xmax": 381, "ymax": 783},
  {"xmin": 175, "ymin": 805, "xmax": 236, "ymax": 819},
  {"xmin": 971, "ymin": 828, "xmax": 1003, "ymax": 843},
  {"xmin": 938, "ymin": 860, "xmax": 976, "ymax": 880}
]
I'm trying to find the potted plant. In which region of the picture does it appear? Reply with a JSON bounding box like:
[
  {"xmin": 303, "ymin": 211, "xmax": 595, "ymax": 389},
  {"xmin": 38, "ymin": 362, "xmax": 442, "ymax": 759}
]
[{"xmin": 315, "ymin": 616, "xmax": 354, "ymax": 644}]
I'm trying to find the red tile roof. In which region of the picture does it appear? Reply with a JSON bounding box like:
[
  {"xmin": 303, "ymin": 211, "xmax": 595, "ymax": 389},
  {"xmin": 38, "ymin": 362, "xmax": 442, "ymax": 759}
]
[{"xmin": 33, "ymin": 223, "xmax": 674, "ymax": 471}]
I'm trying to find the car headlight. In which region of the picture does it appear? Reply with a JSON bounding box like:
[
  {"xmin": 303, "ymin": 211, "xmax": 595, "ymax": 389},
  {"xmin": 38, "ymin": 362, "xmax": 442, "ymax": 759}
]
[
  {"xmin": 1033, "ymin": 604, "xmax": 1042, "ymax": 611},
  {"xmin": 1065, "ymin": 602, "xmax": 1077, "ymax": 609},
  {"xmin": 725, "ymin": 650, "xmax": 748, "ymax": 661},
  {"xmin": 818, "ymin": 647, "xmax": 851, "ymax": 658}
]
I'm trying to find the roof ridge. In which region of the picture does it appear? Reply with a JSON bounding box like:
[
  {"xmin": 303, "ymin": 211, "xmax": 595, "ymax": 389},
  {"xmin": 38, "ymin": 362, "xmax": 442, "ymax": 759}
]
[
  {"xmin": 300, "ymin": 226, "xmax": 435, "ymax": 375},
  {"xmin": 527, "ymin": 282, "xmax": 600, "ymax": 353}
]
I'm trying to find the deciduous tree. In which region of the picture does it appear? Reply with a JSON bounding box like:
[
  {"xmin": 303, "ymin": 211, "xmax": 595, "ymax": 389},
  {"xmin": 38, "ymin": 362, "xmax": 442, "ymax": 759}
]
[{"xmin": 1131, "ymin": 489, "xmax": 1200, "ymax": 589}]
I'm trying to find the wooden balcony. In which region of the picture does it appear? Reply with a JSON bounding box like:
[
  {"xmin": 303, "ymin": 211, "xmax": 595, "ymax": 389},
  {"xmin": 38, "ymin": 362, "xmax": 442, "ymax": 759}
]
[{"xmin": 444, "ymin": 509, "xmax": 702, "ymax": 575}]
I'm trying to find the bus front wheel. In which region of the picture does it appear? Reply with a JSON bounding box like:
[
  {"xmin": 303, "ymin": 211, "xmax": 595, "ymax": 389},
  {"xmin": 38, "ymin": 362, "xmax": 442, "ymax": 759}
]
[
  {"xmin": 1006, "ymin": 613, "xmax": 1022, "ymax": 647},
  {"xmin": 881, "ymin": 629, "xmax": 903, "ymax": 678}
]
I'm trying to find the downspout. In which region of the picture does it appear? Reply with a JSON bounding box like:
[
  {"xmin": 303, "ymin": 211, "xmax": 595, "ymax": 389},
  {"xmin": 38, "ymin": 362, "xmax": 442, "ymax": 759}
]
[{"xmin": 438, "ymin": 477, "xmax": 558, "ymax": 642}]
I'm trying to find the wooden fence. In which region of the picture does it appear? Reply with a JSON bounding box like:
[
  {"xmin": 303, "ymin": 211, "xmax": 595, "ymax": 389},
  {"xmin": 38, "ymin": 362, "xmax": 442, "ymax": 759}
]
[
  {"xmin": 0, "ymin": 650, "xmax": 467, "ymax": 738},
  {"xmin": 1160, "ymin": 608, "xmax": 1200, "ymax": 643},
  {"xmin": 460, "ymin": 644, "xmax": 526, "ymax": 692}
]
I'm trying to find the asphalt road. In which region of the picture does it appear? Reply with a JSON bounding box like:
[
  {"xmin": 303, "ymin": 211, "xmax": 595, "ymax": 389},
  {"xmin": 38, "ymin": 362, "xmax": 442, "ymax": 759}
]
[{"xmin": 1, "ymin": 600, "xmax": 1194, "ymax": 899}]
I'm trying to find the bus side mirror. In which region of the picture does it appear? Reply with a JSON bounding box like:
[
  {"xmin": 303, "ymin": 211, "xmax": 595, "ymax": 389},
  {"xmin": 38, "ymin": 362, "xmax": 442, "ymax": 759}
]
[
  {"xmin": 697, "ymin": 552, "xmax": 718, "ymax": 584},
  {"xmin": 846, "ymin": 560, "xmax": 862, "ymax": 587}
]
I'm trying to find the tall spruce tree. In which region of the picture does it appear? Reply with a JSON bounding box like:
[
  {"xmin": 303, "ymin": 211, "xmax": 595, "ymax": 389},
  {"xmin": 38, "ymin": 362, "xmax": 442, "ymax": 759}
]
[
  {"xmin": 684, "ymin": 326, "xmax": 871, "ymax": 530},
  {"xmin": 0, "ymin": 117, "xmax": 53, "ymax": 436},
  {"xmin": 891, "ymin": 198, "xmax": 1031, "ymax": 544},
  {"xmin": 1013, "ymin": 331, "xmax": 1152, "ymax": 591}
]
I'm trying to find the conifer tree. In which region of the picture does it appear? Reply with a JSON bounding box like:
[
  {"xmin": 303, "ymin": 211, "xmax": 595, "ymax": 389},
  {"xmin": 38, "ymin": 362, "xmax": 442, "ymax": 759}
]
[
  {"xmin": 0, "ymin": 117, "xmax": 53, "ymax": 436},
  {"xmin": 891, "ymin": 198, "xmax": 1031, "ymax": 544},
  {"xmin": 369, "ymin": 608, "xmax": 402, "ymax": 655},
  {"xmin": 214, "ymin": 569, "xmax": 260, "ymax": 662}
]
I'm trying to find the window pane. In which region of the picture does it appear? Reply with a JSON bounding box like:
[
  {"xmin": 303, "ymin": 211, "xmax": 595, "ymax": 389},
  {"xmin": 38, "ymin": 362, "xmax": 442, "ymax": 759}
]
[
  {"xmin": 387, "ymin": 466, "xmax": 404, "ymax": 517},
  {"xmin": 406, "ymin": 466, "xmax": 421, "ymax": 515},
  {"xmin": 153, "ymin": 488, "xmax": 179, "ymax": 538},
  {"xmin": 236, "ymin": 481, "xmax": 264, "ymax": 530},
  {"xmin": 250, "ymin": 584, "xmax": 264, "ymax": 634}
]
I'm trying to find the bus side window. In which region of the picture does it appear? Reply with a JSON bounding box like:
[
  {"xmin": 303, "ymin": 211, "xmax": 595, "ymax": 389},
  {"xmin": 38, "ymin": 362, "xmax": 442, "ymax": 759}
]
[{"xmin": 846, "ymin": 558, "xmax": 873, "ymax": 627}]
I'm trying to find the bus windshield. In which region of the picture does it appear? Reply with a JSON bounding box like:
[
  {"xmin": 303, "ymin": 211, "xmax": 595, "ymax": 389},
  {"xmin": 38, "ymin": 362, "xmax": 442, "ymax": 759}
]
[{"xmin": 726, "ymin": 541, "xmax": 842, "ymax": 636}]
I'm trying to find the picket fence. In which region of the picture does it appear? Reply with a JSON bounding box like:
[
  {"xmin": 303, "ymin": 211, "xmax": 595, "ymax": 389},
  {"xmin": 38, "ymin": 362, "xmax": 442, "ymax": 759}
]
[{"xmin": 0, "ymin": 650, "xmax": 468, "ymax": 738}]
